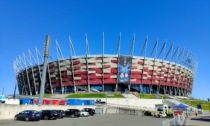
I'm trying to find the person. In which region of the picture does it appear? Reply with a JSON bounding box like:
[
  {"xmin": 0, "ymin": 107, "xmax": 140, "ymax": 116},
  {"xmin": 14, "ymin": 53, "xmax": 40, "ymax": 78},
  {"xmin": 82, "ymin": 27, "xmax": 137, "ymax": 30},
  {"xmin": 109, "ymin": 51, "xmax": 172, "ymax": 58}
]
[{"xmin": 194, "ymin": 108, "xmax": 198, "ymax": 116}]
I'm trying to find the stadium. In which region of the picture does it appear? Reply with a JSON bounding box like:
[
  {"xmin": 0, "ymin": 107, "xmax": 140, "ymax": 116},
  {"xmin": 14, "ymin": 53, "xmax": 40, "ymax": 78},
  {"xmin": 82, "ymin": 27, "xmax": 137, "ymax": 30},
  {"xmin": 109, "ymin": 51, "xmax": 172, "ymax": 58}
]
[{"xmin": 14, "ymin": 34, "xmax": 197, "ymax": 97}]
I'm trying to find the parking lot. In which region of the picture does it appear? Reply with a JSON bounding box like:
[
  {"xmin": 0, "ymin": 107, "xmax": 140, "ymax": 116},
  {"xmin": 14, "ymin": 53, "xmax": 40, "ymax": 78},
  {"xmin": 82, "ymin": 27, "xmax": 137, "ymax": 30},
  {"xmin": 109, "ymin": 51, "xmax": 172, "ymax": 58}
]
[{"xmin": 0, "ymin": 114, "xmax": 165, "ymax": 126}]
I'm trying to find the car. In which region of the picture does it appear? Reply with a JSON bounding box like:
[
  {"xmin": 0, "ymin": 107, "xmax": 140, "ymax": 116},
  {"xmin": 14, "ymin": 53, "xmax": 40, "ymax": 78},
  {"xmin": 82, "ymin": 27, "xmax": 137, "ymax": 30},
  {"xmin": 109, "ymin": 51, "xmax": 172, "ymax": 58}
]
[
  {"xmin": 14, "ymin": 110, "xmax": 41, "ymax": 121},
  {"xmin": 197, "ymin": 108, "xmax": 203, "ymax": 114},
  {"xmin": 95, "ymin": 99, "xmax": 106, "ymax": 104},
  {"xmin": 197, "ymin": 104, "xmax": 203, "ymax": 114},
  {"xmin": 83, "ymin": 108, "xmax": 95, "ymax": 116},
  {"xmin": 80, "ymin": 110, "xmax": 89, "ymax": 117},
  {"xmin": 40, "ymin": 110, "xmax": 58, "ymax": 120},
  {"xmin": 55, "ymin": 110, "xmax": 65, "ymax": 118},
  {"xmin": 144, "ymin": 111, "xmax": 153, "ymax": 116},
  {"xmin": 65, "ymin": 109, "xmax": 80, "ymax": 118}
]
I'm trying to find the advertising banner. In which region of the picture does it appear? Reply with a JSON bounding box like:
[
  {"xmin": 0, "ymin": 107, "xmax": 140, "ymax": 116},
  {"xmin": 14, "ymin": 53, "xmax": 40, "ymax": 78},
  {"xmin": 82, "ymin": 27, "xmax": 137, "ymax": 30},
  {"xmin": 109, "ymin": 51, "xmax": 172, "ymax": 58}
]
[{"xmin": 118, "ymin": 55, "xmax": 132, "ymax": 84}]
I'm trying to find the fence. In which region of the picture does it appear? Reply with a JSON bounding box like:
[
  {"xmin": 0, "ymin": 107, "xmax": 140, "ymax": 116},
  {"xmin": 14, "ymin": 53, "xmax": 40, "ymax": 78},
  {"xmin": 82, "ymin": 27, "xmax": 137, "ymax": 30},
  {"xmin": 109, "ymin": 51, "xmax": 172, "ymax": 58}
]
[
  {"xmin": 162, "ymin": 119, "xmax": 171, "ymax": 126},
  {"xmin": 99, "ymin": 107, "xmax": 144, "ymax": 116},
  {"xmin": 163, "ymin": 110, "xmax": 193, "ymax": 126}
]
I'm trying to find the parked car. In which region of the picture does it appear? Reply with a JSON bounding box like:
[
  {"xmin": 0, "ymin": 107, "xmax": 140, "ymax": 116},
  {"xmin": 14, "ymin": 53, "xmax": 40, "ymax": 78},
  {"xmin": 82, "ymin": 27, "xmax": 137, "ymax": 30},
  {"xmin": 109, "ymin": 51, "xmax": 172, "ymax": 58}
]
[
  {"xmin": 197, "ymin": 104, "xmax": 203, "ymax": 114},
  {"xmin": 80, "ymin": 110, "xmax": 89, "ymax": 117},
  {"xmin": 82, "ymin": 108, "xmax": 95, "ymax": 116},
  {"xmin": 55, "ymin": 110, "xmax": 65, "ymax": 118},
  {"xmin": 40, "ymin": 110, "xmax": 58, "ymax": 120},
  {"xmin": 65, "ymin": 109, "xmax": 80, "ymax": 118},
  {"xmin": 14, "ymin": 110, "xmax": 41, "ymax": 121},
  {"xmin": 95, "ymin": 99, "xmax": 106, "ymax": 104},
  {"xmin": 144, "ymin": 111, "xmax": 153, "ymax": 116},
  {"xmin": 197, "ymin": 108, "xmax": 203, "ymax": 114}
]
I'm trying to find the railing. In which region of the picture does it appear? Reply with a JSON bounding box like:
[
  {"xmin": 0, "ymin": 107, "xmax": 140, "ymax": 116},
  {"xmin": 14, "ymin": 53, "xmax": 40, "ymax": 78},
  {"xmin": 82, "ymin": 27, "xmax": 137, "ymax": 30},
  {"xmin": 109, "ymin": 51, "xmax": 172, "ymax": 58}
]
[
  {"xmin": 105, "ymin": 103, "xmax": 156, "ymax": 111},
  {"xmin": 162, "ymin": 119, "xmax": 171, "ymax": 126},
  {"xmin": 163, "ymin": 110, "xmax": 193, "ymax": 126}
]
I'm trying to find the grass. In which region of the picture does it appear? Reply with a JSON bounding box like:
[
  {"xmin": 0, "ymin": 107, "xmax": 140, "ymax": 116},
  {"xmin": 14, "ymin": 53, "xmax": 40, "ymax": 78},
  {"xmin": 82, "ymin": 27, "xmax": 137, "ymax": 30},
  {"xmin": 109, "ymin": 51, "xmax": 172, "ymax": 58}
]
[
  {"xmin": 44, "ymin": 94, "xmax": 52, "ymax": 98},
  {"xmin": 65, "ymin": 93, "xmax": 124, "ymax": 98},
  {"xmin": 182, "ymin": 100, "xmax": 210, "ymax": 110},
  {"xmin": 138, "ymin": 94, "xmax": 169, "ymax": 99}
]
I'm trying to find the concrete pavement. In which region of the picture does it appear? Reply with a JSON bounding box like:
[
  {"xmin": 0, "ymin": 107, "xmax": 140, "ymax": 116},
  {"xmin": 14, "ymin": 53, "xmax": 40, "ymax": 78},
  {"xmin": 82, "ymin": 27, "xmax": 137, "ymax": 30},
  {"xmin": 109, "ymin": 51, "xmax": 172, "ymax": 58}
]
[{"xmin": 184, "ymin": 112, "xmax": 210, "ymax": 126}]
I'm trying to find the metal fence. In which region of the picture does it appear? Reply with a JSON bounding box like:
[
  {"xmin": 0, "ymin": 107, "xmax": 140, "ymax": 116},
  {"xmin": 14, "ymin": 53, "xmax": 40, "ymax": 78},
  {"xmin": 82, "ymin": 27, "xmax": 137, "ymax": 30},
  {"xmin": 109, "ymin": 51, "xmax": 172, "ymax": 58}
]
[
  {"xmin": 163, "ymin": 110, "xmax": 192, "ymax": 126},
  {"xmin": 97, "ymin": 107, "xmax": 144, "ymax": 116},
  {"xmin": 162, "ymin": 119, "xmax": 171, "ymax": 126}
]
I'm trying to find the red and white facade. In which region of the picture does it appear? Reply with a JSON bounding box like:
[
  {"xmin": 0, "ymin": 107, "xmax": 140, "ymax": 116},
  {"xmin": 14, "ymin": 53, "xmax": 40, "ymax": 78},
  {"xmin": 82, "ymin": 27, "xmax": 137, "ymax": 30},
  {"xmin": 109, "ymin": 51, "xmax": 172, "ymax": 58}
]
[
  {"xmin": 15, "ymin": 55, "xmax": 195, "ymax": 96},
  {"xmin": 14, "ymin": 35, "xmax": 197, "ymax": 97}
]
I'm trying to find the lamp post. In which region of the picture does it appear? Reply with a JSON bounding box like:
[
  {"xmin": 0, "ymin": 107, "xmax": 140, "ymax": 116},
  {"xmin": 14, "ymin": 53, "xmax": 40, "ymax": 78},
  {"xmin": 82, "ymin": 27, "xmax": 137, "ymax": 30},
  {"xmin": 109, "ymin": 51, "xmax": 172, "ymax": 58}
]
[
  {"xmin": 106, "ymin": 92, "xmax": 107, "ymax": 104},
  {"xmin": 38, "ymin": 35, "xmax": 51, "ymax": 105}
]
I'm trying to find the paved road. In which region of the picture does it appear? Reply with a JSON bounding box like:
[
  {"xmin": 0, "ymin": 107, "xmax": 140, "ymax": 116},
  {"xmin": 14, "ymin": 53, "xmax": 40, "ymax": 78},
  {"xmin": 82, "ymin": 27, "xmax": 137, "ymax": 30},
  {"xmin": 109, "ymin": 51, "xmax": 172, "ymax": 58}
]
[
  {"xmin": 0, "ymin": 114, "xmax": 165, "ymax": 126},
  {"xmin": 184, "ymin": 112, "xmax": 210, "ymax": 126}
]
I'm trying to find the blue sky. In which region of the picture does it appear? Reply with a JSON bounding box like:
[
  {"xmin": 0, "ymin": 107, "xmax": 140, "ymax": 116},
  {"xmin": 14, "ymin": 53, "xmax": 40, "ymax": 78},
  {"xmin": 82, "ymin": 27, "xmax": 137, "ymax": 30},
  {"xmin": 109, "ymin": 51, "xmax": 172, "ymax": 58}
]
[{"xmin": 0, "ymin": 0, "xmax": 210, "ymax": 100}]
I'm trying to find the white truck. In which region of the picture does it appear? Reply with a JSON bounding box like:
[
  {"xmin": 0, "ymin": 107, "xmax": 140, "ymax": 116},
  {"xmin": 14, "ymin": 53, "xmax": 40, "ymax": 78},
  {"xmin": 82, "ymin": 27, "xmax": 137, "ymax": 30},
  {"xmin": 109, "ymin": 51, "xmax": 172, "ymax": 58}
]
[{"xmin": 155, "ymin": 104, "xmax": 169, "ymax": 118}]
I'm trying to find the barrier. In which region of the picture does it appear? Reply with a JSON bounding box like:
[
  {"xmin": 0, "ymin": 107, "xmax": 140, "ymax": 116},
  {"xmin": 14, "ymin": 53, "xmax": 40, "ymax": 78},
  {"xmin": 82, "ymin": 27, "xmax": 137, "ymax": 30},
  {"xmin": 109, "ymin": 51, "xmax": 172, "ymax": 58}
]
[
  {"xmin": 104, "ymin": 107, "xmax": 143, "ymax": 116},
  {"xmin": 173, "ymin": 110, "xmax": 187, "ymax": 126},
  {"xmin": 162, "ymin": 119, "xmax": 170, "ymax": 126}
]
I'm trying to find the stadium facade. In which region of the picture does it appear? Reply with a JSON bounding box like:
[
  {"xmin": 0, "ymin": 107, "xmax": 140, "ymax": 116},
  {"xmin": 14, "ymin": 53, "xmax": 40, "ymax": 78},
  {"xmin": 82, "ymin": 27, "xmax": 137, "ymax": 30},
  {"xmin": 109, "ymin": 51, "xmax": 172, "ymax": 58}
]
[{"xmin": 14, "ymin": 34, "xmax": 197, "ymax": 97}]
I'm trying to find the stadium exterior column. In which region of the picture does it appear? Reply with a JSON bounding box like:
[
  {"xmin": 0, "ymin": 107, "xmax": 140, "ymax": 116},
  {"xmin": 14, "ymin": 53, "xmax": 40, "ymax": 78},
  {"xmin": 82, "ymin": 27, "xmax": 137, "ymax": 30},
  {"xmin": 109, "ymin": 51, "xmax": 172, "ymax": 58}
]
[
  {"xmin": 116, "ymin": 55, "xmax": 119, "ymax": 91},
  {"xmin": 164, "ymin": 44, "xmax": 174, "ymax": 95},
  {"xmin": 35, "ymin": 48, "xmax": 44, "ymax": 94},
  {"xmin": 70, "ymin": 57, "xmax": 76, "ymax": 93},
  {"xmin": 149, "ymin": 39, "xmax": 158, "ymax": 94},
  {"xmin": 157, "ymin": 42, "xmax": 166, "ymax": 94},
  {"xmin": 140, "ymin": 36, "xmax": 148, "ymax": 93},
  {"xmin": 21, "ymin": 71, "xmax": 27, "ymax": 95},
  {"xmin": 174, "ymin": 87, "xmax": 177, "ymax": 96},
  {"xmin": 17, "ymin": 63, "xmax": 26, "ymax": 95},
  {"xmin": 46, "ymin": 62, "xmax": 53, "ymax": 94},
  {"xmin": 86, "ymin": 55, "xmax": 90, "ymax": 92},
  {"xmin": 150, "ymin": 58, "xmax": 155, "ymax": 94},
  {"xmin": 56, "ymin": 53, "xmax": 63, "ymax": 94}
]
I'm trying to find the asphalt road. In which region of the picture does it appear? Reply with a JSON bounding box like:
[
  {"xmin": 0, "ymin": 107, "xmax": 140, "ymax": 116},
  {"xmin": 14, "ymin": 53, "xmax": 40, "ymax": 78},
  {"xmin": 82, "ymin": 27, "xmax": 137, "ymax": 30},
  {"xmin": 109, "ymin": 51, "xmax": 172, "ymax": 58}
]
[
  {"xmin": 0, "ymin": 114, "xmax": 166, "ymax": 126},
  {"xmin": 184, "ymin": 112, "xmax": 210, "ymax": 126}
]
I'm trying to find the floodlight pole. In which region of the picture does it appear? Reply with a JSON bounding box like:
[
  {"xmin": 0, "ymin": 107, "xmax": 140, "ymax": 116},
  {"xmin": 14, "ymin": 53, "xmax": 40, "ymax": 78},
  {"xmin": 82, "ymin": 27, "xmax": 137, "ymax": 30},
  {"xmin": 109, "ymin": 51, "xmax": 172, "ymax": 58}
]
[
  {"xmin": 39, "ymin": 35, "xmax": 51, "ymax": 105},
  {"xmin": 1, "ymin": 88, "xmax": 4, "ymax": 95}
]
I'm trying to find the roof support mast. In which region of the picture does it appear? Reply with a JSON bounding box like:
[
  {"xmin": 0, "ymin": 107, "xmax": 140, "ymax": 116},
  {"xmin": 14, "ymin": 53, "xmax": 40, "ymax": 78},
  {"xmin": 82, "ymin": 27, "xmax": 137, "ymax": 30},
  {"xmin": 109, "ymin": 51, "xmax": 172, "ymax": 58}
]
[
  {"xmin": 23, "ymin": 52, "xmax": 37, "ymax": 95},
  {"xmin": 164, "ymin": 43, "xmax": 174, "ymax": 95},
  {"xmin": 69, "ymin": 36, "xmax": 76, "ymax": 93},
  {"xmin": 150, "ymin": 38, "xmax": 158, "ymax": 94},
  {"xmin": 157, "ymin": 42, "xmax": 166, "ymax": 94},
  {"xmin": 140, "ymin": 36, "xmax": 148, "ymax": 93},
  {"xmin": 19, "ymin": 55, "xmax": 32, "ymax": 96},
  {"xmin": 56, "ymin": 40, "xmax": 64, "ymax": 94},
  {"xmin": 116, "ymin": 32, "xmax": 121, "ymax": 92},
  {"xmin": 128, "ymin": 34, "xmax": 135, "ymax": 92}
]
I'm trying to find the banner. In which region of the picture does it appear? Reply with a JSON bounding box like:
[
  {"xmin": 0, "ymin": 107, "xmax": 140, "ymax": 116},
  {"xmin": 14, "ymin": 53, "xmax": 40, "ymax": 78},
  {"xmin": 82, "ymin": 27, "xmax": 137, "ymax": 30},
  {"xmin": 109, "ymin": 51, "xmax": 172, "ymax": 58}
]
[{"xmin": 118, "ymin": 55, "xmax": 132, "ymax": 84}]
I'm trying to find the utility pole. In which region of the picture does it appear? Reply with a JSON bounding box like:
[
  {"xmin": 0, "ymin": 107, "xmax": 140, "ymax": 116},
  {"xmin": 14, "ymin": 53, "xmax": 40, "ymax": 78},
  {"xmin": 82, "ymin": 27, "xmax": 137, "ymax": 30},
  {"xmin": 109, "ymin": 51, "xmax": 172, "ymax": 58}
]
[
  {"xmin": 38, "ymin": 35, "xmax": 51, "ymax": 105},
  {"xmin": 13, "ymin": 84, "xmax": 16, "ymax": 98},
  {"xmin": 1, "ymin": 88, "xmax": 4, "ymax": 95}
]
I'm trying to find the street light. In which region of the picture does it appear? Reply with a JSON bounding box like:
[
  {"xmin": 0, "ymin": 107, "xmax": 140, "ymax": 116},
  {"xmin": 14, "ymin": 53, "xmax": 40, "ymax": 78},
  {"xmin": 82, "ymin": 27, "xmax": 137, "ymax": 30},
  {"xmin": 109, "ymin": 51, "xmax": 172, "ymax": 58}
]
[
  {"xmin": 38, "ymin": 35, "xmax": 51, "ymax": 105},
  {"xmin": 106, "ymin": 92, "xmax": 107, "ymax": 104}
]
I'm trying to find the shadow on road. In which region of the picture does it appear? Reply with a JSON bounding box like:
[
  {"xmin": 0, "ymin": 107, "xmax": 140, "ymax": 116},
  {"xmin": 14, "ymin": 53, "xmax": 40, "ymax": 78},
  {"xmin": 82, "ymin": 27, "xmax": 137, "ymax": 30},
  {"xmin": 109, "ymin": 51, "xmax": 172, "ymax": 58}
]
[{"xmin": 191, "ymin": 116, "xmax": 210, "ymax": 122}]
